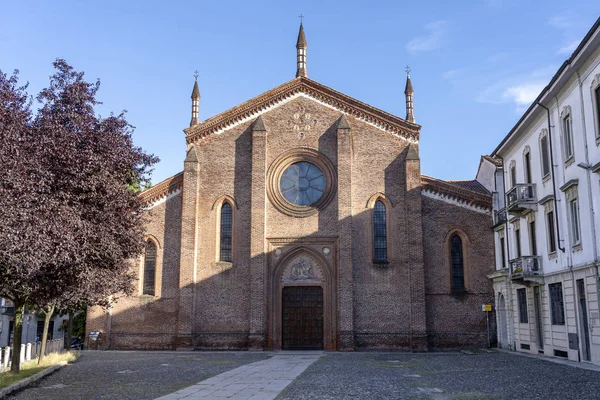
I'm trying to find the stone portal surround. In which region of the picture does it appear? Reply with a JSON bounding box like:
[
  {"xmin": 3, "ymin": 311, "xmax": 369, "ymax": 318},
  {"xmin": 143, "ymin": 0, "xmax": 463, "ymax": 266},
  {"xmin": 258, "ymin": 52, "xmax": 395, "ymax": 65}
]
[{"xmin": 154, "ymin": 352, "xmax": 322, "ymax": 400}]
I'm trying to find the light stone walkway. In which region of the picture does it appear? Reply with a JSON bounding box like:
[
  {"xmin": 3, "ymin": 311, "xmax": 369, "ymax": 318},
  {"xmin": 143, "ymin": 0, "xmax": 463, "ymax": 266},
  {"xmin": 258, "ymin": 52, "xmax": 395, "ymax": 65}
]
[{"xmin": 155, "ymin": 351, "xmax": 322, "ymax": 400}]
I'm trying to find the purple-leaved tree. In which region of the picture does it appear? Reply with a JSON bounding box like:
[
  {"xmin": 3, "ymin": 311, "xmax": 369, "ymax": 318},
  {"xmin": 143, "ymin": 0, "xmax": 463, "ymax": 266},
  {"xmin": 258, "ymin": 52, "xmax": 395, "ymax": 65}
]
[{"xmin": 0, "ymin": 60, "xmax": 158, "ymax": 372}]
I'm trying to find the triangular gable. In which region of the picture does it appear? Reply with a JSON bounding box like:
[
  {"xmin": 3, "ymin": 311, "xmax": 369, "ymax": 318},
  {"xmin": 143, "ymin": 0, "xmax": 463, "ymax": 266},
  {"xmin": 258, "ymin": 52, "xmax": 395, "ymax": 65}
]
[{"xmin": 184, "ymin": 77, "xmax": 420, "ymax": 144}]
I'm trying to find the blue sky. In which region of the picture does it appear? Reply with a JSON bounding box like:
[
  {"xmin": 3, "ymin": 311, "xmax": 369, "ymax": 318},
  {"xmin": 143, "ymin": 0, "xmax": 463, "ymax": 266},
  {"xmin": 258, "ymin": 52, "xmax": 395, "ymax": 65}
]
[{"xmin": 1, "ymin": 1, "xmax": 599, "ymax": 184}]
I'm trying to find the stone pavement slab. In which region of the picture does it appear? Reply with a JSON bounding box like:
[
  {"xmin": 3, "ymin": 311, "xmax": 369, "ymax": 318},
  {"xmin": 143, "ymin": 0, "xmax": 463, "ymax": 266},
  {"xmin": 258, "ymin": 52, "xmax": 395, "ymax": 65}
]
[{"xmin": 155, "ymin": 352, "xmax": 322, "ymax": 400}]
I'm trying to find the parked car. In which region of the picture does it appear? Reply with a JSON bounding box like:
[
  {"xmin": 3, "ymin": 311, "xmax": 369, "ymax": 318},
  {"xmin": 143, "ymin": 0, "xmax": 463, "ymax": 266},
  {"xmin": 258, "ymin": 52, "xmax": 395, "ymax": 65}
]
[{"xmin": 70, "ymin": 337, "xmax": 84, "ymax": 350}]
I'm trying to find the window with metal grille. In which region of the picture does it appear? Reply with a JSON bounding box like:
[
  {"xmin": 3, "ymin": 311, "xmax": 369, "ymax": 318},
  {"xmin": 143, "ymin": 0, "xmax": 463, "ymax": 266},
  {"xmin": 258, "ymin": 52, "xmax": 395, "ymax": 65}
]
[
  {"xmin": 143, "ymin": 241, "xmax": 157, "ymax": 296},
  {"xmin": 373, "ymin": 200, "xmax": 387, "ymax": 262},
  {"xmin": 450, "ymin": 235, "xmax": 465, "ymax": 292},
  {"xmin": 563, "ymin": 115, "xmax": 574, "ymax": 160},
  {"xmin": 517, "ymin": 288, "xmax": 528, "ymax": 323},
  {"xmin": 549, "ymin": 283, "xmax": 565, "ymax": 325},
  {"xmin": 547, "ymin": 210, "xmax": 556, "ymax": 253},
  {"xmin": 220, "ymin": 202, "xmax": 233, "ymax": 262}
]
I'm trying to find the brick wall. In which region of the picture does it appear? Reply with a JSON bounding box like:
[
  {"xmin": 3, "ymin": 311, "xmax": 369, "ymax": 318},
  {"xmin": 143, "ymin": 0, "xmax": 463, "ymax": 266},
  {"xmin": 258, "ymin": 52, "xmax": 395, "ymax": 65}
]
[{"xmin": 422, "ymin": 196, "xmax": 496, "ymax": 348}]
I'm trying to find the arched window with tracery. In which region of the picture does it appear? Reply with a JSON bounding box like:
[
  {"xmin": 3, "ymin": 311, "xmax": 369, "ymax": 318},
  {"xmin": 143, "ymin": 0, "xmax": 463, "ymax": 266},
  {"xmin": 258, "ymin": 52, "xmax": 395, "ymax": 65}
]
[
  {"xmin": 143, "ymin": 240, "xmax": 157, "ymax": 296},
  {"xmin": 220, "ymin": 202, "xmax": 233, "ymax": 262},
  {"xmin": 373, "ymin": 200, "xmax": 387, "ymax": 262},
  {"xmin": 450, "ymin": 234, "xmax": 465, "ymax": 292}
]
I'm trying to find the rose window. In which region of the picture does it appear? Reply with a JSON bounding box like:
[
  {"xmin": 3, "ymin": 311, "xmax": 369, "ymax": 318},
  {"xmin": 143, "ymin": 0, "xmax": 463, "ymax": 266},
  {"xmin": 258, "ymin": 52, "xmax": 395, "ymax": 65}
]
[{"xmin": 280, "ymin": 162, "xmax": 325, "ymax": 206}]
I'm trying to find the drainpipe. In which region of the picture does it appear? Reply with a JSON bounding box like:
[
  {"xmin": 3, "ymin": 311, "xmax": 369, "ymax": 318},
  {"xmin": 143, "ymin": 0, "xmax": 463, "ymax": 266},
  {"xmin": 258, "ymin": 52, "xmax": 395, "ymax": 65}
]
[
  {"xmin": 537, "ymin": 102, "xmax": 566, "ymax": 253},
  {"xmin": 497, "ymin": 155, "xmax": 515, "ymax": 350},
  {"xmin": 577, "ymin": 71, "xmax": 598, "ymax": 361}
]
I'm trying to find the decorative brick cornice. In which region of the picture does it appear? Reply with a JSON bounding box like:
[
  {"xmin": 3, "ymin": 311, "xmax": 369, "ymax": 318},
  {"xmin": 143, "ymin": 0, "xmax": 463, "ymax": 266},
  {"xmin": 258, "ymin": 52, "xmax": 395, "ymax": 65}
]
[
  {"xmin": 139, "ymin": 172, "xmax": 184, "ymax": 206},
  {"xmin": 184, "ymin": 77, "xmax": 421, "ymax": 144},
  {"xmin": 421, "ymin": 175, "xmax": 492, "ymax": 211}
]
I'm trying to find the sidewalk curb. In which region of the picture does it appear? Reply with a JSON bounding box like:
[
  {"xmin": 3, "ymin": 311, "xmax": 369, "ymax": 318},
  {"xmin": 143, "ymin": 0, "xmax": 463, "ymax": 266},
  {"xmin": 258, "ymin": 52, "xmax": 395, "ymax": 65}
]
[
  {"xmin": 0, "ymin": 360, "xmax": 68, "ymax": 399},
  {"xmin": 496, "ymin": 348, "xmax": 600, "ymax": 372}
]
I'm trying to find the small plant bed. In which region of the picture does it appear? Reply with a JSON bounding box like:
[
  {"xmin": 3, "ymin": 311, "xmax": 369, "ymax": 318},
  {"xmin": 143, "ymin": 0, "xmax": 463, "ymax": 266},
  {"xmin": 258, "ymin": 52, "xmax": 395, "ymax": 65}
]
[{"xmin": 0, "ymin": 351, "xmax": 79, "ymax": 390}]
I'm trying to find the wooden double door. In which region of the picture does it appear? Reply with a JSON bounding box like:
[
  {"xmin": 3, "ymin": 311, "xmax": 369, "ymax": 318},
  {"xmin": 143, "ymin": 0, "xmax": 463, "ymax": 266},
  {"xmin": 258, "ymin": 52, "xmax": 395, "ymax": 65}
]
[{"xmin": 282, "ymin": 286, "xmax": 324, "ymax": 350}]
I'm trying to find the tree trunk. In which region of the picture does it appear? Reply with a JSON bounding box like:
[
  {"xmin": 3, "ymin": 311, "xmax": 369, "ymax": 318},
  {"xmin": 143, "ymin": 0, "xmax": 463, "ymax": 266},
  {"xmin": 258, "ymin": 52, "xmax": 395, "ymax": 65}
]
[
  {"xmin": 66, "ymin": 312, "xmax": 73, "ymax": 350},
  {"xmin": 10, "ymin": 301, "xmax": 25, "ymax": 373},
  {"xmin": 37, "ymin": 304, "xmax": 55, "ymax": 365}
]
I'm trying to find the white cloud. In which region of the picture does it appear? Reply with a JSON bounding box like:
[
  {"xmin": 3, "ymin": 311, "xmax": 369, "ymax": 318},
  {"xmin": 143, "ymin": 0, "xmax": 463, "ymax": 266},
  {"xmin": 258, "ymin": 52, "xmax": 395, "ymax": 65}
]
[
  {"xmin": 406, "ymin": 20, "xmax": 449, "ymax": 54},
  {"xmin": 502, "ymin": 82, "xmax": 546, "ymax": 106},
  {"xmin": 548, "ymin": 15, "xmax": 585, "ymax": 56},
  {"xmin": 557, "ymin": 40, "xmax": 579, "ymax": 55},
  {"xmin": 442, "ymin": 68, "xmax": 464, "ymax": 80},
  {"xmin": 548, "ymin": 16, "xmax": 573, "ymax": 29}
]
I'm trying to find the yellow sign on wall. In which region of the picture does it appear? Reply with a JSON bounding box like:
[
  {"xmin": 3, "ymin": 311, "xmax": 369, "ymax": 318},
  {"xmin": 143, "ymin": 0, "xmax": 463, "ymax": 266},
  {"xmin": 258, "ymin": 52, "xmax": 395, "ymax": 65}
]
[{"xmin": 482, "ymin": 304, "xmax": 492, "ymax": 312}]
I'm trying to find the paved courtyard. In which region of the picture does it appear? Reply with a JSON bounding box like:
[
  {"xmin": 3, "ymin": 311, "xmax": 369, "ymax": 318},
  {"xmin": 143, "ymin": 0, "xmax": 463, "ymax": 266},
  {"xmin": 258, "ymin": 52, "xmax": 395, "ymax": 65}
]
[{"xmin": 6, "ymin": 350, "xmax": 600, "ymax": 400}]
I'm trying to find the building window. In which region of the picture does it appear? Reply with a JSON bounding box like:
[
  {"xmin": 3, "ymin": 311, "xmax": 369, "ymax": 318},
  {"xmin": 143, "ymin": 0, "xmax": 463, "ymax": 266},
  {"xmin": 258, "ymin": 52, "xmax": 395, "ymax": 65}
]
[
  {"xmin": 524, "ymin": 148, "xmax": 532, "ymax": 184},
  {"xmin": 561, "ymin": 110, "xmax": 574, "ymax": 161},
  {"xmin": 143, "ymin": 240, "xmax": 157, "ymax": 296},
  {"xmin": 540, "ymin": 131, "xmax": 551, "ymax": 178},
  {"xmin": 500, "ymin": 236, "xmax": 506, "ymax": 269},
  {"xmin": 547, "ymin": 210, "xmax": 557, "ymax": 253},
  {"xmin": 373, "ymin": 200, "xmax": 387, "ymax": 262},
  {"xmin": 529, "ymin": 220, "xmax": 537, "ymax": 255},
  {"xmin": 510, "ymin": 162, "xmax": 517, "ymax": 188},
  {"xmin": 220, "ymin": 202, "xmax": 233, "ymax": 262},
  {"xmin": 450, "ymin": 234, "xmax": 465, "ymax": 292},
  {"xmin": 549, "ymin": 283, "xmax": 565, "ymax": 325},
  {"xmin": 517, "ymin": 288, "xmax": 528, "ymax": 324},
  {"xmin": 569, "ymin": 198, "xmax": 581, "ymax": 245},
  {"xmin": 595, "ymin": 85, "xmax": 600, "ymax": 138},
  {"xmin": 515, "ymin": 225, "xmax": 522, "ymax": 257},
  {"xmin": 591, "ymin": 74, "xmax": 600, "ymax": 141}
]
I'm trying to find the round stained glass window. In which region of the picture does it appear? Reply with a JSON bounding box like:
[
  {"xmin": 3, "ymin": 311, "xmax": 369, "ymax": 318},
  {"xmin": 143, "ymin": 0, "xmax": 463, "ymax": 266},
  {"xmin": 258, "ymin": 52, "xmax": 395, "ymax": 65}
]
[{"xmin": 280, "ymin": 162, "xmax": 325, "ymax": 206}]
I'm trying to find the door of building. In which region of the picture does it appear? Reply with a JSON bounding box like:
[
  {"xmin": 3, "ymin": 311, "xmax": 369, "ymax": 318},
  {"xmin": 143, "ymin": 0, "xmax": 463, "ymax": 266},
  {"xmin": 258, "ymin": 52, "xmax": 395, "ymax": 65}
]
[
  {"xmin": 577, "ymin": 279, "xmax": 591, "ymax": 361},
  {"xmin": 282, "ymin": 286, "xmax": 323, "ymax": 350}
]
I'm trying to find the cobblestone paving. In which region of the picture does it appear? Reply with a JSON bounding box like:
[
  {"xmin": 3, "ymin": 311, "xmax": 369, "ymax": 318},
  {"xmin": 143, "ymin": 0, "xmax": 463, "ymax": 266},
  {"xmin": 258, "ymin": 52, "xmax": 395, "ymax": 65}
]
[
  {"xmin": 6, "ymin": 351, "xmax": 270, "ymax": 400},
  {"xmin": 277, "ymin": 351, "xmax": 600, "ymax": 400},
  {"xmin": 8, "ymin": 350, "xmax": 600, "ymax": 400}
]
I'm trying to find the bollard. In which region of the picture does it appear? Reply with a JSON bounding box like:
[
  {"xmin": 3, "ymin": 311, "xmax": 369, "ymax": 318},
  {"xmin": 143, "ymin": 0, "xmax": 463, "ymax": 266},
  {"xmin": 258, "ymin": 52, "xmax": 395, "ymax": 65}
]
[
  {"xmin": 26, "ymin": 343, "xmax": 32, "ymax": 361},
  {"xmin": 2, "ymin": 347, "xmax": 10, "ymax": 369},
  {"xmin": 20, "ymin": 344, "xmax": 25, "ymax": 364}
]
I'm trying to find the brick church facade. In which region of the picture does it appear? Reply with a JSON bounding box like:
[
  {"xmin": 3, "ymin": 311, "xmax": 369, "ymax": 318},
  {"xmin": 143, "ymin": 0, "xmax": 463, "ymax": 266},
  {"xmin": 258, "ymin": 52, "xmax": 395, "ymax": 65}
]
[{"xmin": 87, "ymin": 24, "xmax": 496, "ymax": 351}]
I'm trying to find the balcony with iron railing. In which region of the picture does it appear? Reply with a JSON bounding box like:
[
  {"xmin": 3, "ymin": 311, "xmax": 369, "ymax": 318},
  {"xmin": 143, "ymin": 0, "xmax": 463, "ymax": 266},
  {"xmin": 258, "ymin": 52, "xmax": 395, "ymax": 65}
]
[
  {"xmin": 506, "ymin": 183, "xmax": 537, "ymax": 216},
  {"xmin": 510, "ymin": 255, "xmax": 543, "ymax": 284},
  {"xmin": 493, "ymin": 208, "xmax": 507, "ymax": 227}
]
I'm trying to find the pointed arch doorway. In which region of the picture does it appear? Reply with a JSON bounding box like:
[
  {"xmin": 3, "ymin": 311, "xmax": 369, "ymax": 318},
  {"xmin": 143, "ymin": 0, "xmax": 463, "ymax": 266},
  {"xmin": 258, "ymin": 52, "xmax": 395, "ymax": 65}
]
[{"xmin": 269, "ymin": 244, "xmax": 336, "ymax": 350}]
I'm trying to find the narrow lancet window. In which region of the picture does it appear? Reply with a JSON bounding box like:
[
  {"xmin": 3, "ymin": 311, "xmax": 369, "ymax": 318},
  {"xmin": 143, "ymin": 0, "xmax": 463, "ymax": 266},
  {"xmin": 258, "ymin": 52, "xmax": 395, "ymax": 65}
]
[
  {"xmin": 143, "ymin": 241, "xmax": 157, "ymax": 296},
  {"xmin": 220, "ymin": 203, "xmax": 233, "ymax": 262},
  {"xmin": 450, "ymin": 235, "xmax": 465, "ymax": 292},
  {"xmin": 373, "ymin": 200, "xmax": 387, "ymax": 262}
]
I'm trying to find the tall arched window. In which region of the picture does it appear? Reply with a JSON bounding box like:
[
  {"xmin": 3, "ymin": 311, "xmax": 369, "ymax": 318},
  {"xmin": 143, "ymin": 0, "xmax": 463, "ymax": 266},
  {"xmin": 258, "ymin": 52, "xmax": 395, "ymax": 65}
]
[
  {"xmin": 143, "ymin": 240, "xmax": 157, "ymax": 296},
  {"xmin": 220, "ymin": 202, "xmax": 233, "ymax": 262},
  {"xmin": 373, "ymin": 200, "xmax": 387, "ymax": 262},
  {"xmin": 450, "ymin": 234, "xmax": 465, "ymax": 292}
]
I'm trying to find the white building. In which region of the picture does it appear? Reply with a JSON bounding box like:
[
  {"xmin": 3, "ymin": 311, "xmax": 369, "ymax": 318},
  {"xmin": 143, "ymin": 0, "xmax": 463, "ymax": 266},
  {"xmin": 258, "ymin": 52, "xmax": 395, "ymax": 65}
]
[
  {"xmin": 482, "ymin": 16, "xmax": 600, "ymax": 364},
  {"xmin": 0, "ymin": 297, "xmax": 66, "ymax": 348}
]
